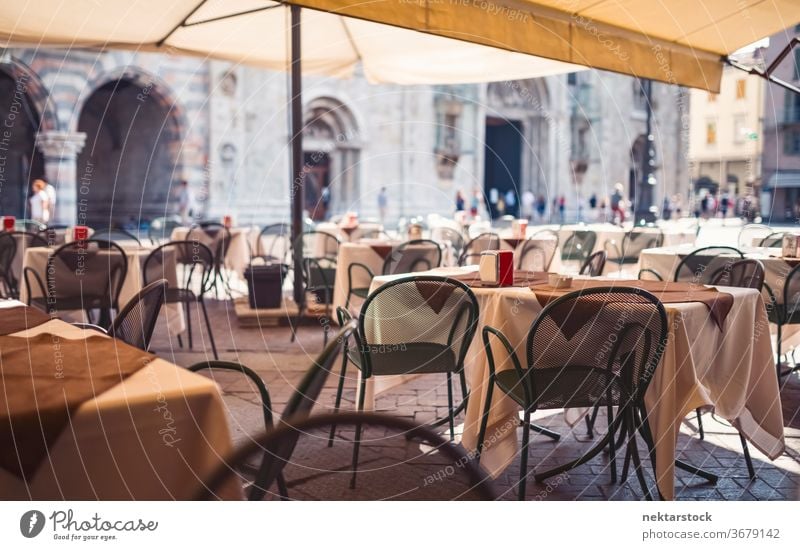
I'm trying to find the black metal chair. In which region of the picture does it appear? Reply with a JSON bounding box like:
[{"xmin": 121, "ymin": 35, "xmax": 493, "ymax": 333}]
[
  {"xmin": 92, "ymin": 227, "xmax": 143, "ymax": 246},
  {"xmin": 0, "ymin": 232, "xmax": 17, "ymax": 297},
  {"xmin": 15, "ymin": 219, "xmax": 46, "ymax": 233},
  {"xmin": 637, "ymin": 268, "xmax": 664, "ymax": 281},
  {"xmin": 143, "ymin": 241, "xmax": 218, "ymax": 359},
  {"xmin": 766, "ymin": 262, "xmax": 800, "ymax": 379},
  {"xmin": 289, "ymin": 230, "xmax": 340, "ymax": 345},
  {"xmin": 459, "ymin": 232, "xmax": 501, "ymax": 266},
  {"xmin": 0, "ymin": 231, "xmax": 48, "ymax": 298},
  {"xmin": 672, "ymin": 246, "xmax": 744, "ymax": 283},
  {"xmin": 346, "ymin": 239, "xmax": 443, "ymax": 310},
  {"xmin": 24, "ymin": 239, "xmax": 128, "ymax": 325},
  {"xmin": 737, "ymin": 223, "xmax": 772, "ymax": 249},
  {"xmin": 476, "ymin": 287, "xmax": 670, "ymax": 500},
  {"xmin": 148, "ymin": 216, "xmax": 184, "ymax": 245},
  {"xmin": 522, "ymin": 229, "xmax": 559, "ymax": 271},
  {"xmin": 760, "ymin": 232, "xmax": 789, "ymax": 248},
  {"xmin": 579, "ymin": 250, "xmax": 606, "ymax": 276},
  {"xmin": 74, "ymin": 279, "xmax": 168, "ymax": 352},
  {"xmin": 605, "ymin": 229, "xmax": 663, "ymax": 267},
  {"xmin": 560, "ymin": 230, "xmax": 596, "ymax": 264},
  {"xmin": 433, "ymin": 226, "xmax": 466, "ymax": 263},
  {"xmin": 252, "ymin": 223, "xmax": 291, "ymax": 263},
  {"xmin": 197, "ymin": 412, "xmax": 499, "ymax": 501},
  {"xmin": 192, "ymin": 323, "xmax": 354, "ymax": 500}
]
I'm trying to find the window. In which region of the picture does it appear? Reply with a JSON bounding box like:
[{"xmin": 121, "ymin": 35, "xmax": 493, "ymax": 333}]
[
  {"xmin": 733, "ymin": 115, "xmax": 747, "ymax": 144},
  {"xmin": 706, "ymin": 121, "xmax": 717, "ymax": 145},
  {"xmin": 707, "ymin": 93, "xmax": 717, "ymax": 103},
  {"xmin": 786, "ymin": 92, "xmax": 800, "ymax": 123},
  {"xmin": 567, "ymin": 72, "xmax": 577, "ymax": 86},
  {"xmin": 785, "ymin": 130, "xmax": 800, "ymax": 155},
  {"xmin": 794, "ymin": 48, "xmax": 800, "ymax": 81},
  {"xmin": 735, "ymin": 79, "xmax": 746, "ymax": 99}
]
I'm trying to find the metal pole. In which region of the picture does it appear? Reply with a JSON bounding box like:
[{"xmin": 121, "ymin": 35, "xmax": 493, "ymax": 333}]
[
  {"xmin": 636, "ymin": 79, "xmax": 654, "ymax": 224},
  {"xmin": 290, "ymin": 5, "xmax": 304, "ymax": 306}
]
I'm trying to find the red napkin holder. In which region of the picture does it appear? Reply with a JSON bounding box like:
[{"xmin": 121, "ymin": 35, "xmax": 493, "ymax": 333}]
[
  {"xmin": 2, "ymin": 216, "xmax": 15, "ymax": 231},
  {"xmin": 73, "ymin": 225, "xmax": 89, "ymax": 241},
  {"xmin": 222, "ymin": 215, "xmax": 233, "ymax": 228},
  {"xmin": 479, "ymin": 250, "xmax": 514, "ymax": 287}
]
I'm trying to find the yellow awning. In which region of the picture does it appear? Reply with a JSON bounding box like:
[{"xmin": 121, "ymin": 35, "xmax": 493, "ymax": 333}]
[{"xmin": 1, "ymin": 1, "xmax": 798, "ymax": 90}]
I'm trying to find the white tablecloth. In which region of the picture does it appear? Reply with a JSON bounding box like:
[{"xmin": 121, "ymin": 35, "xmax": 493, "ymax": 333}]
[
  {"xmin": 369, "ymin": 267, "xmax": 784, "ymax": 500},
  {"xmin": 171, "ymin": 226, "xmax": 251, "ymax": 275},
  {"xmin": 0, "ymin": 311, "xmax": 237, "ymax": 499}
]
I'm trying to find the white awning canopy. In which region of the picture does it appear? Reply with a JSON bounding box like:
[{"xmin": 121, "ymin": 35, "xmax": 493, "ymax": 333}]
[{"xmin": 1, "ymin": 1, "xmax": 799, "ymax": 90}]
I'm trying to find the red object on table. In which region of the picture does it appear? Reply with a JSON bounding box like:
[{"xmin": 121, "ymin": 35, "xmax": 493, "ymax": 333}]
[
  {"xmin": 222, "ymin": 215, "xmax": 233, "ymax": 228},
  {"xmin": 497, "ymin": 250, "xmax": 514, "ymax": 286},
  {"xmin": 2, "ymin": 216, "xmax": 15, "ymax": 231},
  {"xmin": 73, "ymin": 225, "xmax": 89, "ymax": 241}
]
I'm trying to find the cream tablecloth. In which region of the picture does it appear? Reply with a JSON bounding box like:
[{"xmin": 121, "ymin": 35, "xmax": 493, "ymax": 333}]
[
  {"xmin": 370, "ymin": 267, "xmax": 784, "ymax": 500},
  {"xmin": 171, "ymin": 226, "xmax": 251, "ymax": 276},
  {"xmin": 0, "ymin": 307, "xmax": 236, "ymax": 499}
]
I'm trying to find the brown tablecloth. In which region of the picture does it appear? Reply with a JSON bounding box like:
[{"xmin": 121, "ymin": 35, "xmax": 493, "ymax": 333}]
[
  {"xmin": 415, "ymin": 271, "xmax": 549, "ymax": 313},
  {"xmin": 0, "ymin": 306, "xmax": 52, "ymax": 335},
  {"xmin": 0, "ymin": 333, "xmax": 155, "ymax": 478}
]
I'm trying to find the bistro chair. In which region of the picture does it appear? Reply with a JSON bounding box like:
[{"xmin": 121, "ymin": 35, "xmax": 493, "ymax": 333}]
[
  {"xmin": 24, "ymin": 239, "xmax": 128, "ymax": 325},
  {"xmin": 143, "ymin": 241, "xmax": 218, "ymax": 359},
  {"xmin": 560, "ymin": 230, "xmax": 596, "ymax": 264},
  {"xmin": 290, "ymin": 230, "xmax": 340, "ymax": 345},
  {"xmin": 476, "ymin": 287, "xmax": 669, "ymax": 500},
  {"xmin": 760, "ymin": 232, "xmax": 790, "ymax": 248},
  {"xmin": 765, "ymin": 262, "xmax": 800, "ymax": 379},
  {"xmin": 92, "ymin": 227, "xmax": 143, "ymax": 246},
  {"xmin": 148, "ymin": 216, "xmax": 184, "ymax": 245},
  {"xmin": 516, "ymin": 239, "xmax": 549, "ymax": 271},
  {"xmin": 0, "ymin": 231, "xmax": 47, "ymax": 298},
  {"xmin": 605, "ymin": 229, "xmax": 663, "ymax": 268},
  {"xmin": 579, "ymin": 250, "xmax": 607, "ymax": 277},
  {"xmin": 637, "ymin": 268, "xmax": 664, "ymax": 281},
  {"xmin": 74, "ymin": 279, "xmax": 168, "ymax": 351},
  {"xmin": 15, "ymin": 219, "xmax": 46, "ymax": 233},
  {"xmin": 433, "ymin": 226, "xmax": 466, "ymax": 263},
  {"xmin": 192, "ymin": 323, "xmax": 354, "ymax": 500},
  {"xmin": 252, "ymin": 223, "xmax": 291, "ymax": 263},
  {"xmin": 737, "ymin": 223, "xmax": 772, "ymax": 249},
  {"xmin": 526, "ymin": 229, "xmax": 560, "ymax": 270},
  {"xmin": 198, "ymin": 412, "xmax": 499, "ymax": 501},
  {"xmin": 672, "ymin": 246, "xmax": 744, "ymax": 284},
  {"xmin": 458, "ymin": 232, "xmax": 501, "ymax": 266},
  {"xmin": 345, "ymin": 239, "xmax": 443, "ymax": 310},
  {"xmin": 188, "ymin": 222, "xmax": 232, "ymax": 298}
]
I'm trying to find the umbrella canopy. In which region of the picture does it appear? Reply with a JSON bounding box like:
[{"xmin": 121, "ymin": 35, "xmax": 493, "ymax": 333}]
[{"xmin": 2, "ymin": 0, "xmax": 798, "ymax": 91}]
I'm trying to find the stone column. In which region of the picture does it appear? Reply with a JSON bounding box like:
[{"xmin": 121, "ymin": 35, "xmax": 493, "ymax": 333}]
[{"xmin": 35, "ymin": 131, "xmax": 86, "ymax": 225}]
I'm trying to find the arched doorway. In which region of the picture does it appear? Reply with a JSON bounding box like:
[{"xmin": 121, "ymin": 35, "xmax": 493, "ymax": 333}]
[
  {"xmin": 303, "ymin": 97, "xmax": 360, "ymax": 220},
  {"xmin": 76, "ymin": 76, "xmax": 182, "ymax": 227},
  {"xmin": 0, "ymin": 67, "xmax": 45, "ymax": 217}
]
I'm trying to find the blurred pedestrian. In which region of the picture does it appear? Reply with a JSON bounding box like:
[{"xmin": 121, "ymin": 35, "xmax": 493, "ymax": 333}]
[
  {"xmin": 29, "ymin": 179, "xmax": 49, "ymax": 224},
  {"xmin": 175, "ymin": 180, "xmax": 194, "ymax": 224},
  {"xmin": 610, "ymin": 183, "xmax": 625, "ymax": 223},
  {"xmin": 378, "ymin": 187, "xmax": 388, "ymax": 222},
  {"xmin": 455, "ymin": 189, "xmax": 465, "ymax": 212}
]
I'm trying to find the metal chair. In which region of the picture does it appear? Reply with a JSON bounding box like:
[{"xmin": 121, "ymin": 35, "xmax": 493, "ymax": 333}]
[
  {"xmin": 579, "ymin": 250, "xmax": 607, "ymax": 276},
  {"xmin": 477, "ymin": 287, "xmax": 670, "ymax": 500},
  {"xmin": 346, "ymin": 239, "xmax": 443, "ymax": 310},
  {"xmin": 24, "ymin": 239, "xmax": 128, "ymax": 326},
  {"xmin": 252, "ymin": 223, "xmax": 291, "ymax": 263},
  {"xmin": 290, "ymin": 230, "xmax": 341, "ymax": 345},
  {"xmin": 148, "ymin": 216, "xmax": 184, "ymax": 245},
  {"xmin": 637, "ymin": 268, "xmax": 664, "ymax": 281},
  {"xmin": 458, "ymin": 232, "xmax": 500, "ymax": 266},
  {"xmin": 560, "ymin": 230, "xmax": 596, "ymax": 264},
  {"xmin": 0, "ymin": 231, "xmax": 48, "ymax": 298},
  {"xmin": 92, "ymin": 227, "xmax": 143, "ymax": 246},
  {"xmin": 672, "ymin": 246, "xmax": 744, "ymax": 283},
  {"xmin": 605, "ymin": 229, "xmax": 663, "ymax": 267},
  {"xmin": 528, "ymin": 229, "xmax": 560, "ymax": 270},
  {"xmin": 74, "ymin": 279, "xmax": 168, "ymax": 352},
  {"xmin": 766, "ymin": 262, "xmax": 800, "ymax": 379},
  {"xmin": 143, "ymin": 241, "xmax": 218, "ymax": 359},
  {"xmin": 197, "ymin": 412, "xmax": 499, "ymax": 501},
  {"xmin": 188, "ymin": 222, "xmax": 232, "ymax": 299},
  {"xmin": 0, "ymin": 232, "xmax": 17, "ymax": 297},
  {"xmin": 192, "ymin": 323, "xmax": 354, "ymax": 500},
  {"xmin": 760, "ymin": 232, "xmax": 790, "ymax": 248},
  {"xmin": 15, "ymin": 219, "xmax": 46, "ymax": 233},
  {"xmin": 737, "ymin": 223, "xmax": 772, "ymax": 248}
]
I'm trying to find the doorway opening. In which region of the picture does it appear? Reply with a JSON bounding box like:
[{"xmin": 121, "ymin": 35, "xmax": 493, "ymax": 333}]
[{"xmin": 484, "ymin": 117, "xmax": 522, "ymax": 219}]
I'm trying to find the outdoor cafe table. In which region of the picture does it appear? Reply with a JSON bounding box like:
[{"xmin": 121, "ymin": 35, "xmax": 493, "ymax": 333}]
[
  {"xmin": 18, "ymin": 244, "xmax": 185, "ymax": 333},
  {"xmin": 171, "ymin": 226, "xmax": 251, "ymax": 276},
  {"xmin": 369, "ymin": 267, "xmax": 784, "ymax": 500},
  {"xmin": 0, "ymin": 301, "xmax": 236, "ymax": 499}
]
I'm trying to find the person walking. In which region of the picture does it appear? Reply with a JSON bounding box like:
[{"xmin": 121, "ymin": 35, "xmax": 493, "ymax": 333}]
[
  {"xmin": 38, "ymin": 178, "xmax": 56, "ymax": 222},
  {"xmin": 29, "ymin": 179, "xmax": 50, "ymax": 224},
  {"xmin": 175, "ymin": 180, "xmax": 194, "ymax": 224},
  {"xmin": 610, "ymin": 183, "xmax": 625, "ymax": 223},
  {"xmin": 377, "ymin": 187, "xmax": 388, "ymax": 222},
  {"xmin": 455, "ymin": 189, "xmax": 465, "ymax": 212},
  {"xmin": 558, "ymin": 195, "xmax": 566, "ymax": 223}
]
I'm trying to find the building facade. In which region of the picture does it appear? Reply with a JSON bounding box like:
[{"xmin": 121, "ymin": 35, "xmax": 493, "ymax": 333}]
[{"xmin": 0, "ymin": 47, "xmax": 690, "ymax": 227}]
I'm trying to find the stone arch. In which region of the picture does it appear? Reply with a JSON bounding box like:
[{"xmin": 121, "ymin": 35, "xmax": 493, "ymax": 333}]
[
  {"xmin": 0, "ymin": 57, "xmax": 56, "ymax": 216},
  {"xmin": 302, "ymin": 96, "xmax": 361, "ymax": 220},
  {"xmin": 75, "ymin": 68, "xmax": 186, "ymax": 227}
]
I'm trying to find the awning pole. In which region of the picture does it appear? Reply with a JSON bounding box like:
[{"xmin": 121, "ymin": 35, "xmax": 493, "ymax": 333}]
[{"xmin": 290, "ymin": 5, "xmax": 304, "ymax": 306}]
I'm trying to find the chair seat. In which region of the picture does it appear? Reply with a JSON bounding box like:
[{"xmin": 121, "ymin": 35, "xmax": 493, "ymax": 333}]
[
  {"xmin": 165, "ymin": 287, "xmax": 198, "ymax": 303},
  {"xmin": 768, "ymin": 304, "xmax": 800, "ymax": 325},
  {"xmin": 350, "ymin": 287, "xmax": 370, "ymax": 298},
  {"xmin": 495, "ymin": 366, "xmax": 622, "ymax": 409},
  {"xmin": 368, "ymin": 342, "xmax": 457, "ymax": 376}
]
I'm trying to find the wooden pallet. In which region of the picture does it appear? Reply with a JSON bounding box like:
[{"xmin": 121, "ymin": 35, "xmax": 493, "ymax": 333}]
[{"xmin": 233, "ymin": 296, "xmax": 328, "ymax": 328}]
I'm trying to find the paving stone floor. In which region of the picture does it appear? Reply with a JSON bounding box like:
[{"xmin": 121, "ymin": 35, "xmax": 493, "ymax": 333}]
[{"xmin": 149, "ymin": 298, "xmax": 800, "ymax": 501}]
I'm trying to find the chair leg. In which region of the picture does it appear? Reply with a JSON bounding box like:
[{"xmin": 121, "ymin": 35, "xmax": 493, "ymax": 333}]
[
  {"xmin": 350, "ymin": 376, "xmax": 367, "ymax": 490},
  {"xmin": 290, "ymin": 307, "xmax": 304, "ymax": 343},
  {"xmin": 475, "ymin": 375, "xmax": 494, "ymax": 459},
  {"xmin": 177, "ymin": 334, "xmax": 184, "ymax": 349},
  {"xmin": 518, "ymin": 410, "xmax": 531, "ymax": 501},
  {"xmin": 607, "ymin": 401, "xmax": 617, "ymax": 483},
  {"xmin": 739, "ymin": 433, "xmax": 756, "ymax": 480},
  {"xmin": 627, "ymin": 426, "xmax": 653, "ymax": 500},
  {"xmin": 276, "ymin": 472, "xmax": 289, "ymax": 500},
  {"xmin": 185, "ymin": 301, "xmax": 193, "ymax": 349},
  {"xmin": 777, "ymin": 321, "xmax": 783, "ymax": 379},
  {"xmin": 200, "ymin": 299, "xmax": 219, "ymax": 359},
  {"xmin": 524, "ymin": 422, "xmax": 561, "ymax": 441},
  {"xmin": 696, "ymin": 408, "xmax": 705, "ymax": 440},
  {"xmin": 586, "ymin": 402, "xmax": 601, "ymax": 437},
  {"xmin": 446, "ymin": 372, "xmax": 455, "ymax": 441},
  {"xmin": 328, "ymin": 340, "xmax": 350, "ymax": 447}
]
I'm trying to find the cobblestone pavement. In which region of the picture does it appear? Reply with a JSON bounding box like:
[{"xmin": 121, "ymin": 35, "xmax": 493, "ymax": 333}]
[{"xmin": 150, "ymin": 298, "xmax": 800, "ymax": 501}]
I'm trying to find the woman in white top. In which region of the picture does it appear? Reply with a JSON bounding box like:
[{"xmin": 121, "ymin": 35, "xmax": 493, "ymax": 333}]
[{"xmin": 29, "ymin": 179, "xmax": 50, "ymax": 224}]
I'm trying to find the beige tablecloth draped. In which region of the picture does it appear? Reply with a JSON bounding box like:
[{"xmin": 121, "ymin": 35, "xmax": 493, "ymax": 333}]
[
  {"xmin": 0, "ymin": 313, "xmax": 237, "ymax": 499},
  {"xmin": 370, "ymin": 268, "xmax": 783, "ymax": 500}
]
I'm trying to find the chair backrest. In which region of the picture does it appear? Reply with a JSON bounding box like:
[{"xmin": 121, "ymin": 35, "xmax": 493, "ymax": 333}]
[
  {"xmin": 579, "ymin": 250, "xmax": 606, "ymax": 276},
  {"xmin": 196, "ymin": 411, "xmax": 498, "ymax": 501},
  {"xmin": 760, "ymin": 231, "xmax": 789, "ymax": 248},
  {"xmin": 637, "ymin": 268, "xmax": 664, "ymax": 281},
  {"xmin": 382, "ymin": 239, "xmax": 442, "ymax": 275},
  {"xmin": 459, "ymin": 232, "xmax": 500, "ymax": 266},
  {"xmin": 143, "ymin": 240, "xmax": 215, "ymax": 295},
  {"xmin": 295, "ymin": 230, "xmax": 340, "ymax": 262},
  {"xmin": 433, "ymin": 226, "xmax": 465, "ymax": 259},
  {"xmin": 255, "ymin": 223, "xmax": 291, "ymax": 261},
  {"xmin": 529, "ymin": 229, "xmax": 559, "ymax": 269},
  {"xmin": 783, "ymin": 263, "xmax": 800, "ymax": 317},
  {"xmin": 92, "ymin": 227, "xmax": 142, "ymax": 246},
  {"xmin": 708, "ymin": 259, "xmax": 765, "ymax": 290},
  {"xmin": 673, "ymin": 246, "xmax": 744, "ymax": 283},
  {"xmin": 148, "ymin": 216, "xmax": 184, "ymax": 245},
  {"xmin": 521, "ymin": 287, "xmax": 668, "ymax": 410},
  {"xmin": 109, "ymin": 278, "xmax": 168, "ymax": 350},
  {"xmin": 617, "ymin": 229, "xmax": 663, "ymax": 263},
  {"xmin": 517, "ymin": 239, "xmax": 548, "ymax": 271},
  {"xmin": 47, "ymin": 239, "xmax": 128, "ymax": 308},
  {"xmin": 561, "ymin": 230, "xmax": 596, "ymax": 262},
  {"xmin": 188, "ymin": 223, "xmax": 231, "ymax": 264},
  {"xmin": 737, "ymin": 223, "xmax": 772, "ymax": 248},
  {"xmin": 15, "ymin": 219, "xmax": 46, "ymax": 233},
  {"xmin": 359, "ymin": 276, "xmax": 479, "ymax": 378}
]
